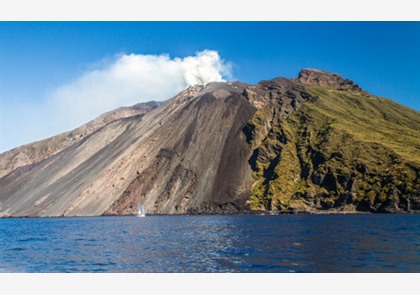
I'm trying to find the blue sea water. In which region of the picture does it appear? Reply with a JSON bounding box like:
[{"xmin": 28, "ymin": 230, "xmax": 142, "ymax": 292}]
[{"xmin": 0, "ymin": 214, "xmax": 419, "ymax": 272}]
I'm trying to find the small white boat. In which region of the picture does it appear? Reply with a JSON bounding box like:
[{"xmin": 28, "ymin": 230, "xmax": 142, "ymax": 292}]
[{"xmin": 137, "ymin": 203, "xmax": 146, "ymax": 217}]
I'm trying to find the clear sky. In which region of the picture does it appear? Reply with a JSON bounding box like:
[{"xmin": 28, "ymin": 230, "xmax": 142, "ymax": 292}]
[{"xmin": 1, "ymin": 21, "xmax": 419, "ymax": 152}]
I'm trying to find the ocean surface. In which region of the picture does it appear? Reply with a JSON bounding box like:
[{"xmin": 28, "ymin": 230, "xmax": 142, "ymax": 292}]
[{"xmin": 0, "ymin": 214, "xmax": 419, "ymax": 272}]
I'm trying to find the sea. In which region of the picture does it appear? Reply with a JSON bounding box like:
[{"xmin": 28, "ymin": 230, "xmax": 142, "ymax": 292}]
[{"xmin": 0, "ymin": 214, "xmax": 419, "ymax": 273}]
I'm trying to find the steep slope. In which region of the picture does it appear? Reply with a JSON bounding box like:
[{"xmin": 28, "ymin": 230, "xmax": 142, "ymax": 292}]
[
  {"xmin": 0, "ymin": 84, "xmax": 252, "ymax": 216},
  {"xmin": 105, "ymin": 80, "xmax": 312, "ymax": 215},
  {"xmin": 245, "ymin": 69, "xmax": 420, "ymax": 213},
  {"xmin": 0, "ymin": 101, "xmax": 159, "ymax": 178},
  {"xmin": 0, "ymin": 79, "xmax": 312, "ymax": 217},
  {"xmin": 1, "ymin": 69, "xmax": 419, "ymax": 217}
]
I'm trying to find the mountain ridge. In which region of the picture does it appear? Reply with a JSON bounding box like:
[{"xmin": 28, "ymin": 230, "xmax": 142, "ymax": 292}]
[
  {"xmin": 1, "ymin": 69, "xmax": 419, "ymax": 217},
  {"xmin": 0, "ymin": 101, "xmax": 160, "ymax": 178}
]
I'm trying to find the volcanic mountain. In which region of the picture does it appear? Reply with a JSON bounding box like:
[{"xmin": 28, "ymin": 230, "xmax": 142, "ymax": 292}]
[{"xmin": 0, "ymin": 69, "xmax": 419, "ymax": 217}]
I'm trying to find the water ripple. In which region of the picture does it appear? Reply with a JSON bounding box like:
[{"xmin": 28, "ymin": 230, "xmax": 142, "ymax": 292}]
[{"xmin": 0, "ymin": 214, "xmax": 419, "ymax": 272}]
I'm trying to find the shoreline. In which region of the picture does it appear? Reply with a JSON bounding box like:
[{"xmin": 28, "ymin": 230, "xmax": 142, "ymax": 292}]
[{"xmin": 1, "ymin": 210, "xmax": 419, "ymax": 219}]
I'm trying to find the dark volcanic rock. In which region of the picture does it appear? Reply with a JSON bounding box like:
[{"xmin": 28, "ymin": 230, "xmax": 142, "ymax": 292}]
[
  {"xmin": 296, "ymin": 68, "xmax": 362, "ymax": 91},
  {"xmin": 0, "ymin": 83, "xmax": 258, "ymax": 217},
  {"xmin": 1, "ymin": 69, "xmax": 419, "ymax": 217}
]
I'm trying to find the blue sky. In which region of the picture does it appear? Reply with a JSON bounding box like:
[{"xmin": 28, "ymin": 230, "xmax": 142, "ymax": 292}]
[{"xmin": 1, "ymin": 22, "xmax": 419, "ymax": 151}]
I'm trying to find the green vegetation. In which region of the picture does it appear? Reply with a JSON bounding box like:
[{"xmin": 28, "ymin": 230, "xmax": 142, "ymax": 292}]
[{"xmin": 245, "ymin": 86, "xmax": 420, "ymax": 212}]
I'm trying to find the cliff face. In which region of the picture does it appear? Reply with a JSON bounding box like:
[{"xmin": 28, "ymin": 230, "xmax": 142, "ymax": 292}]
[
  {"xmin": 295, "ymin": 68, "xmax": 363, "ymax": 91},
  {"xmin": 0, "ymin": 69, "xmax": 419, "ymax": 217},
  {"xmin": 246, "ymin": 69, "xmax": 419, "ymax": 213}
]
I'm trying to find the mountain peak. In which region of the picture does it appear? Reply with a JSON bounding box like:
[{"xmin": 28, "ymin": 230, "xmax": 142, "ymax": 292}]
[
  {"xmin": 296, "ymin": 68, "xmax": 362, "ymax": 91},
  {"xmin": 1, "ymin": 69, "xmax": 419, "ymax": 217}
]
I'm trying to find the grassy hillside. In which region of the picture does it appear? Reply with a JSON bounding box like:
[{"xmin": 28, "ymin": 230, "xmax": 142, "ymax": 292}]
[{"xmin": 245, "ymin": 85, "xmax": 420, "ymax": 213}]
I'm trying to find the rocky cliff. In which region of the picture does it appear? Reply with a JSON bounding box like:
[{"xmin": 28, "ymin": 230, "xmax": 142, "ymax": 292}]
[
  {"xmin": 246, "ymin": 69, "xmax": 419, "ymax": 213},
  {"xmin": 0, "ymin": 69, "xmax": 419, "ymax": 217}
]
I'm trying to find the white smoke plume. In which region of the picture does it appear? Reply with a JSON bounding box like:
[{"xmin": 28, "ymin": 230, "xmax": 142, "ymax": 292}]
[{"xmin": 1, "ymin": 50, "xmax": 232, "ymax": 152}]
